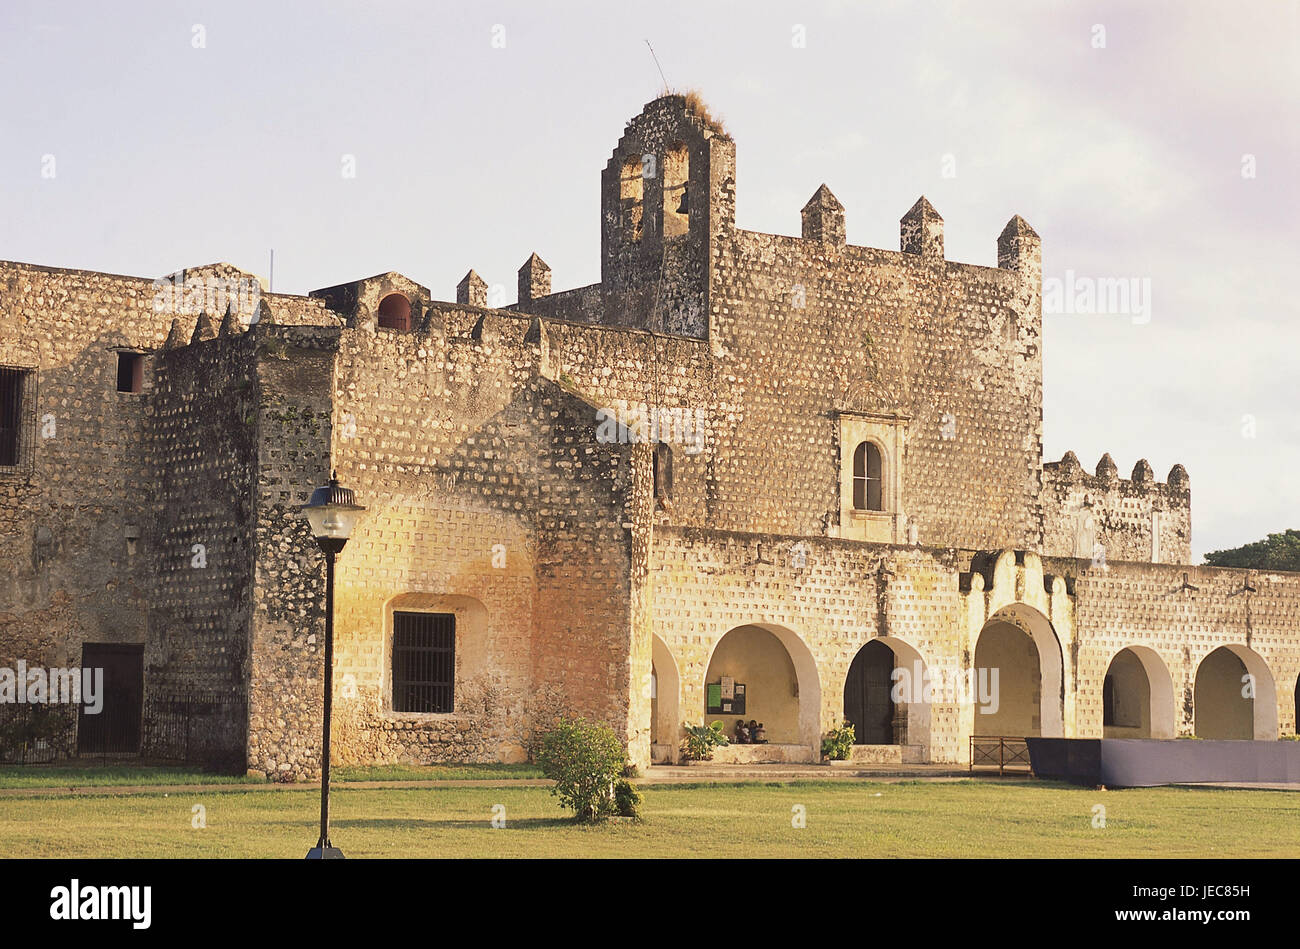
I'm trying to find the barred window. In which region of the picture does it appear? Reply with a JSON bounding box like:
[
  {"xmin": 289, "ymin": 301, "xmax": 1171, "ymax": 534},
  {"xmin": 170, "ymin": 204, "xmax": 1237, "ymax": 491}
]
[
  {"xmin": 392, "ymin": 611, "xmax": 454, "ymax": 713},
  {"xmin": 0, "ymin": 366, "xmax": 35, "ymax": 470}
]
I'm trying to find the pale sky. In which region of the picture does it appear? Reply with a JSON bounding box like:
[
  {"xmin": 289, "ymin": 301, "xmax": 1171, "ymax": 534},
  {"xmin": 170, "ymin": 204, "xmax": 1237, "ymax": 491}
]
[{"xmin": 2, "ymin": 0, "xmax": 1296, "ymax": 559}]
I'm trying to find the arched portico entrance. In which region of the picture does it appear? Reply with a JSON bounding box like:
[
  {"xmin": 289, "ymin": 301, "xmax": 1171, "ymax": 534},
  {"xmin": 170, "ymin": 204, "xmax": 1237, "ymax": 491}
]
[
  {"xmin": 651, "ymin": 634, "xmax": 680, "ymax": 763},
  {"xmin": 1102, "ymin": 646, "xmax": 1176, "ymax": 739},
  {"xmin": 842, "ymin": 637, "xmax": 932, "ymax": 758},
  {"xmin": 972, "ymin": 604, "xmax": 1064, "ymax": 738},
  {"xmin": 704, "ymin": 624, "xmax": 821, "ymax": 755},
  {"xmin": 1194, "ymin": 645, "xmax": 1278, "ymax": 740}
]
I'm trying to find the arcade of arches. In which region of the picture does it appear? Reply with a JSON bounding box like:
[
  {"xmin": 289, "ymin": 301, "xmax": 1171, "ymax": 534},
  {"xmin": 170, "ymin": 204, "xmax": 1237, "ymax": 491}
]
[{"xmin": 647, "ymin": 608, "xmax": 1297, "ymax": 765}]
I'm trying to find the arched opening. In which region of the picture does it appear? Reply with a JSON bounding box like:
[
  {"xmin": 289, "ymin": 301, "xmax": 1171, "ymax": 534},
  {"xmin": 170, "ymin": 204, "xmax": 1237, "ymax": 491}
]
[
  {"xmin": 704, "ymin": 624, "xmax": 820, "ymax": 753},
  {"xmin": 662, "ymin": 143, "xmax": 689, "ymax": 239},
  {"xmin": 843, "ymin": 637, "xmax": 932, "ymax": 758},
  {"xmin": 973, "ymin": 604, "xmax": 1064, "ymax": 738},
  {"xmin": 1194, "ymin": 645, "xmax": 1278, "ymax": 740},
  {"xmin": 845, "ymin": 641, "xmax": 896, "ymax": 743},
  {"xmin": 620, "ymin": 155, "xmax": 644, "ymax": 241},
  {"xmin": 852, "ymin": 441, "xmax": 883, "ymax": 511},
  {"xmin": 1103, "ymin": 646, "xmax": 1175, "ymax": 739},
  {"xmin": 651, "ymin": 635, "xmax": 680, "ymax": 763},
  {"xmin": 377, "ymin": 292, "xmax": 411, "ymax": 331}
]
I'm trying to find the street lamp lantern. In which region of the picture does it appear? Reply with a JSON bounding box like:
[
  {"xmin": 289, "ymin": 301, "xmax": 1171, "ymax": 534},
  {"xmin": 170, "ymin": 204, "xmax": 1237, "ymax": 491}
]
[
  {"xmin": 300, "ymin": 471, "xmax": 364, "ymax": 859},
  {"xmin": 303, "ymin": 476, "xmax": 365, "ymax": 551}
]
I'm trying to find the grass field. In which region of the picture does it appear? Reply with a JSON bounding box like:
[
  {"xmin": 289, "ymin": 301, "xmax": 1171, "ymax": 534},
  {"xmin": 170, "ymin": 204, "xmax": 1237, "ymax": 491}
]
[{"xmin": 1, "ymin": 778, "xmax": 1296, "ymax": 858}]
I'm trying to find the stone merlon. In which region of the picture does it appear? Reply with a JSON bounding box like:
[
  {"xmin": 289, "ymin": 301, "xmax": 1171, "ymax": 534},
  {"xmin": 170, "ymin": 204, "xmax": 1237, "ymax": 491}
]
[
  {"xmin": 518, "ymin": 253, "xmax": 551, "ymax": 306},
  {"xmin": 457, "ymin": 270, "xmax": 487, "ymax": 308},
  {"xmin": 801, "ymin": 184, "xmax": 846, "ymax": 247},
  {"xmin": 900, "ymin": 196, "xmax": 944, "ymax": 260}
]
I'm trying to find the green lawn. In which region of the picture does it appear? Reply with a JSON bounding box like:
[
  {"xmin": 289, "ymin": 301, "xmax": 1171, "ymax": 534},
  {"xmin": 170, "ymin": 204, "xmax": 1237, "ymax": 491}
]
[{"xmin": 0, "ymin": 779, "xmax": 1296, "ymax": 858}]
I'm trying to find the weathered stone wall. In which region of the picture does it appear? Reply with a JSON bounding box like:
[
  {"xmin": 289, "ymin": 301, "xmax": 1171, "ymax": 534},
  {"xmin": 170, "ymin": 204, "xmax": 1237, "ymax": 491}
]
[
  {"xmin": 314, "ymin": 312, "xmax": 644, "ymax": 770},
  {"xmin": 244, "ymin": 325, "xmax": 339, "ymax": 781},
  {"xmin": 145, "ymin": 332, "xmax": 260, "ymax": 765},
  {"xmin": 648, "ymin": 528, "xmax": 969, "ymax": 763},
  {"xmin": 1041, "ymin": 451, "xmax": 1191, "ymax": 564},
  {"xmin": 0, "ymin": 262, "xmax": 176, "ymax": 726},
  {"xmin": 698, "ymin": 229, "xmax": 1042, "ymax": 547},
  {"xmin": 1049, "ymin": 557, "xmax": 1300, "ymax": 739}
]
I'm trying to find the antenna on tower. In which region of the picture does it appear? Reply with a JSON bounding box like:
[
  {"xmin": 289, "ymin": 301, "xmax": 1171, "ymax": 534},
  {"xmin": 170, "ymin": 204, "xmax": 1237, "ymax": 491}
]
[
  {"xmin": 269, "ymin": 249, "xmax": 274, "ymax": 293},
  {"xmin": 644, "ymin": 39, "xmax": 668, "ymax": 92}
]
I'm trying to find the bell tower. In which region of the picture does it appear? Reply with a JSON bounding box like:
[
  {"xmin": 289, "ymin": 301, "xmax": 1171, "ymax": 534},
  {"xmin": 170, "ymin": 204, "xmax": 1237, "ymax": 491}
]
[{"xmin": 599, "ymin": 94, "xmax": 735, "ymax": 339}]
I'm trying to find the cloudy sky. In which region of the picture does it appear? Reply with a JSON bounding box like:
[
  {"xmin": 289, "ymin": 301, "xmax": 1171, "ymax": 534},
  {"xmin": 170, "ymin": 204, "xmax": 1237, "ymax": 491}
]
[{"xmin": 2, "ymin": 0, "xmax": 1295, "ymax": 559}]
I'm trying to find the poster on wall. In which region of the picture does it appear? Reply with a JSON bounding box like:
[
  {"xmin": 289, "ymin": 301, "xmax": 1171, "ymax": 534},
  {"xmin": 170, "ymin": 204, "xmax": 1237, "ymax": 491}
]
[{"xmin": 707, "ymin": 680, "xmax": 746, "ymax": 715}]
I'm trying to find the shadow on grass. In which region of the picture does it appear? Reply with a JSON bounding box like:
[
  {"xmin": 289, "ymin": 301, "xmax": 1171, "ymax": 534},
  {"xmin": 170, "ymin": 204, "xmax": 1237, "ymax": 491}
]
[{"xmin": 333, "ymin": 816, "xmax": 602, "ymax": 831}]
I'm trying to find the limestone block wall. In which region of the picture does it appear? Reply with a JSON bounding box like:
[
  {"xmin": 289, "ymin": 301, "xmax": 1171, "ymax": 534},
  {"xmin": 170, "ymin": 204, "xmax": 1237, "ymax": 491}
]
[
  {"xmin": 648, "ymin": 527, "xmax": 970, "ymax": 763},
  {"xmin": 1048, "ymin": 557, "xmax": 1300, "ymax": 740},
  {"xmin": 1041, "ymin": 451, "xmax": 1191, "ymax": 564},
  {"xmin": 703, "ymin": 229, "xmax": 1043, "ymax": 548},
  {"xmin": 319, "ymin": 315, "xmax": 644, "ymax": 770},
  {"xmin": 246, "ymin": 325, "xmax": 340, "ymax": 781},
  {"xmin": 145, "ymin": 332, "xmax": 260, "ymax": 765},
  {"xmin": 0, "ymin": 262, "xmax": 178, "ymax": 677}
]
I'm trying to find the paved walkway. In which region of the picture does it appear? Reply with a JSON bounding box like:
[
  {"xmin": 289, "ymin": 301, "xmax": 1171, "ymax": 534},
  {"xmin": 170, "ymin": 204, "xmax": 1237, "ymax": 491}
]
[
  {"xmin": 638, "ymin": 763, "xmax": 974, "ymax": 783},
  {"xmin": 4, "ymin": 768, "xmax": 1296, "ymax": 798},
  {"xmin": 0, "ymin": 763, "xmax": 982, "ymax": 798}
]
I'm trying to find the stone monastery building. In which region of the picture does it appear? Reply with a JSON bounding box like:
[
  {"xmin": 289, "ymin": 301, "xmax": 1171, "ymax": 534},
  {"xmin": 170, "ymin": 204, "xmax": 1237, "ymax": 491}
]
[{"xmin": 2, "ymin": 94, "xmax": 1298, "ymax": 778}]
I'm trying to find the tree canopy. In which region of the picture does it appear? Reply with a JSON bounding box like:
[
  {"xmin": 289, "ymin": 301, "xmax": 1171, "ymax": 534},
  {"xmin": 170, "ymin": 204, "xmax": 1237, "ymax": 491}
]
[{"xmin": 1204, "ymin": 529, "xmax": 1300, "ymax": 570}]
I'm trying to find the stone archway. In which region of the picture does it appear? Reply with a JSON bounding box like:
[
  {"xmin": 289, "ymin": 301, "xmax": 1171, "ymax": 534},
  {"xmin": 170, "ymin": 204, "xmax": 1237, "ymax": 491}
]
[
  {"xmin": 377, "ymin": 292, "xmax": 411, "ymax": 331},
  {"xmin": 843, "ymin": 636, "xmax": 932, "ymax": 760},
  {"xmin": 972, "ymin": 604, "xmax": 1064, "ymax": 738},
  {"xmin": 651, "ymin": 634, "xmax": 680, "ymax": 763},
  {"xmin": 1194, "ymin": 645, "xmax": 1278, "ymax": 740},
  {"xmin": 704, "ymin": 624, "xmax": 821, "ymax": 755},
  {"xmin": 1103, "ymin": 646, "xmax": 1175, "ymax": 739}
]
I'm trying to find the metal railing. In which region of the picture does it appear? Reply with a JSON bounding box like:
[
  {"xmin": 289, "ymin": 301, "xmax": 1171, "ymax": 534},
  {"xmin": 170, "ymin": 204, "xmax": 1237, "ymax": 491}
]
[
  {"xmin": 969, "ymin": 736, "xmax": 1032, "ymax": 775},
  {"xmin": 0, "ymin": 692, "xmax": 245, "ymax": 767}
]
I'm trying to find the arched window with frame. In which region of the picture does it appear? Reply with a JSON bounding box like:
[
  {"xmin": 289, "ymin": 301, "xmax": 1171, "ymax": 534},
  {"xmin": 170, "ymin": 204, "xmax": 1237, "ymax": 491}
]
[{"xmin": 853, "ymin": 441, "xmax": 883, "ymax": 511}]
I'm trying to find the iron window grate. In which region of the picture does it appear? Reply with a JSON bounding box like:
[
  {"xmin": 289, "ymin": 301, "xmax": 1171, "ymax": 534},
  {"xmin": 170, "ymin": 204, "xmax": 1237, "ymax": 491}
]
[
  {"xmin": 392, "ymin": 611, "xmax": 455, "ymax": 713},
  {"xmin": 0, "ymin": 365, "xmax": 36, "ymax": 474}
]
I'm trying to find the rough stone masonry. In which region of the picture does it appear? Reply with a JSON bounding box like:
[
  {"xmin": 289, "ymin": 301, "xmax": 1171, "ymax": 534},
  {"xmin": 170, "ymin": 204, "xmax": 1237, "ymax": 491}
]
[{"xmin": 1, "ymin": 94, "xmax": 1296, "ymax": 780}]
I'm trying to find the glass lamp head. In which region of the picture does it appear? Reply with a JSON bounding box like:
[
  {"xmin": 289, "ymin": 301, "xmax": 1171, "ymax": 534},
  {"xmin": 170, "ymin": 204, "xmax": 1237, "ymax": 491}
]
[{"xmin": 301, "ymin": 472, "xmax": 365, "ymax": 551}]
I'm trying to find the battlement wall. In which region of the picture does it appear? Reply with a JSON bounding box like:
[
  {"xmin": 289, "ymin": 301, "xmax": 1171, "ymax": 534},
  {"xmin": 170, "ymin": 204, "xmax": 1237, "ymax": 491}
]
[{"xmin": 1041, "ymin": 451, "xmax": 1191, "ymax": 564}]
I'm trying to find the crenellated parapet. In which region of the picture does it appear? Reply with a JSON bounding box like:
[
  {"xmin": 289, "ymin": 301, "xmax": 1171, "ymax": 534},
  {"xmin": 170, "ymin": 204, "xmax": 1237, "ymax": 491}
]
[{"xmin": 1041, "ymin": 451, "xmax": 1191, "ymax": 564}]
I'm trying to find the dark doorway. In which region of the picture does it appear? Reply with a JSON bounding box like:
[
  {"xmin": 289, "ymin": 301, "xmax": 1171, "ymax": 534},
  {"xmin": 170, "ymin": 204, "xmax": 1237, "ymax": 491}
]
[
  {"xmin": 78, "ymin": 644, "xmax": 144, "ymax": 755},
  {"xmin": 844, "ymin": 640, "xmax": 895, "ymax": 744}
]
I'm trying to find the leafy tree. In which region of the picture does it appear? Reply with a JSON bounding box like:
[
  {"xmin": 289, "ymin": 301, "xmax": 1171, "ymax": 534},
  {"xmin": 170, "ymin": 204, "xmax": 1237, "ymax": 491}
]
[{"xmin": 1204, "ymin": 529, "xmax": 1300, "ymax": 571}]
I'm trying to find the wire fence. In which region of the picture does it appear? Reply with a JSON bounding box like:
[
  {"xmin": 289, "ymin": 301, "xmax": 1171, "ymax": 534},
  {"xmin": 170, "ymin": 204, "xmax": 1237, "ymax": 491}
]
[{"xmin": 0, "ymin": 691, "xmax": 246, "ymax": 768}]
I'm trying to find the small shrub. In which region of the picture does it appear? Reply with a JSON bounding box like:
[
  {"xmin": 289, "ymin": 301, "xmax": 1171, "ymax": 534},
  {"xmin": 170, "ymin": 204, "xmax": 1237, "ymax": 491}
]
[
  {"xmin": 535, "ymin": 717, "xmax": 626, "ymax": 822},
  {"xmin": 613, "ymin": 779, "xmax": 643, "ymax": 820},
  {"xmin": 821, "ymin": 721, "xmax": 856, "ymax": 761},
  {"xmin": 680, "ymin": 721, "xmax": 729, "ymax": 761}
]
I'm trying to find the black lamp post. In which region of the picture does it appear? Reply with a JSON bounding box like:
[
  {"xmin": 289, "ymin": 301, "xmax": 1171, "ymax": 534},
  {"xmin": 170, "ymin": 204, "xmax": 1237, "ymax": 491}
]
[{"xmin": 301, "ymin": 472, "xmax": 365, "ymax": 860}]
